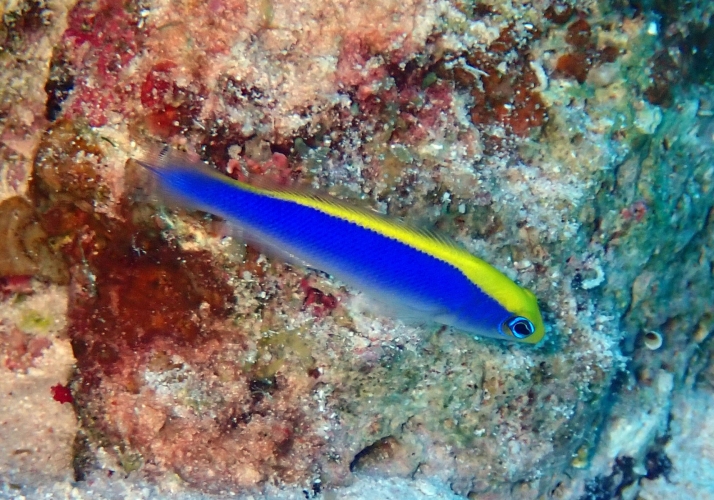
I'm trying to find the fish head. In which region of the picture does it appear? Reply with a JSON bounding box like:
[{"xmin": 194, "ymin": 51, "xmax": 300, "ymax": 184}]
[
  {"xmin": 455, "ymin": 257, "xmax": 546, "ymax": 344},
  {"xmin": 435, "ymin": 284, "xmax": 544, "ymax": 344},
  {"xmin": 496, "ymin": 287, "xmax": 545, "ymax": 344}
]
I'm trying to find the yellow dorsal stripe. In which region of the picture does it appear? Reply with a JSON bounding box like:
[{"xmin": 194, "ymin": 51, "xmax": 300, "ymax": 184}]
[{"xmin": 248, "ymin": 182, "xmax": 472, "ymax": 264}]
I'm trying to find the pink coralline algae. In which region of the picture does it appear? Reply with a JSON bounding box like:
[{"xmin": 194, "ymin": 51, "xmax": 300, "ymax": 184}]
[
  {"xmin": 620, "ymin": 200, "xmax": 648, "ymax": 223},
  {"xmin": 61, "ymin": 0, "xmax": 144, "ymax": 127},
  {"xmin": 2, "ymin": 327, "xmax": 52, "ymax": 372}
]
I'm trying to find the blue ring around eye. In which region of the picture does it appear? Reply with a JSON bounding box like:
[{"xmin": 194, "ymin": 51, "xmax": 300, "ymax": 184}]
[{"xmin": 507, "ymin": 316, "xmax": 535, "ymax": 339}]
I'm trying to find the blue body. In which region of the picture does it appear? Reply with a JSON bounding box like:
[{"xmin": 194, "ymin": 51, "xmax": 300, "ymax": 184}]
[{"xmin": 157, "ymin": 167, "xmax": 511, "ymax": 330}]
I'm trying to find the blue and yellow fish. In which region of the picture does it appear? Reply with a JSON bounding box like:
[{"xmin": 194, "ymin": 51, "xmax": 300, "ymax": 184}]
[{"xmin": 139, "ymin": 149, "xmax": 545, "ymax": 344}]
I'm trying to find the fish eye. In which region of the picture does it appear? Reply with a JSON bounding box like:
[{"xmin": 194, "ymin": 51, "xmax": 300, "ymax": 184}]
[{"xmin": 506, "ymin": 316, "xmax": 535, "ymax": 339}]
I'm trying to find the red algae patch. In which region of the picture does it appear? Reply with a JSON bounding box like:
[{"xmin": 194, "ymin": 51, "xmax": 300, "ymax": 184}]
[
  {"xmin": 29, "ymin": 120, "xmax": 326, "ymax": 491},
  {"xmin": 554, "ymin": 17, "xmax": 622, "ymax": 85},
  {"xmin": 51, "ymin": 382, "xmax": 74, "ymax": 404},
  {"xmin": 139, "ymin": 61, "xmax": 206, "ymax": 138},
  {"xmin": 465, "ymin": 25, "xmax": 548, "ymax": 136},
  {"xmin": 66, "ymin": 229, "xmax": 233, "ymax": 377}
]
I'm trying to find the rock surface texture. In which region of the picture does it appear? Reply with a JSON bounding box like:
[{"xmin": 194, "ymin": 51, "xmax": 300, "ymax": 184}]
[{"xmin": 0, "ymin": 0, "xmax": 712, "ymax": 498}]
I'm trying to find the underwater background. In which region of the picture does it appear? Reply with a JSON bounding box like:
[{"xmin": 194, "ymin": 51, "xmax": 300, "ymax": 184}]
[{"xmin": 0, "ymin": 0, "xmax": 713, "ymax": 498}]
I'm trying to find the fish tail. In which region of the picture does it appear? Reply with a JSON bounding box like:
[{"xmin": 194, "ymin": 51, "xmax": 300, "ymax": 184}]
[
  {"xmin": 135, "ymin": 145, "xmax": 216, "ymax": 212},
  {"xmin": 137, "ymin": 145, "xmax": 214, "ymax": 175},
  {"xmin": 136, "ymin": 144, "xmax": 171, "ymax": 172}
]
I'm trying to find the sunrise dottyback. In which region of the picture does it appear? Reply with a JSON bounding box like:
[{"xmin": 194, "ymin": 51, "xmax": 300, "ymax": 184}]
[{"xmin": 139, "ymin": 149, "xmax": 545, "ymax": 344}]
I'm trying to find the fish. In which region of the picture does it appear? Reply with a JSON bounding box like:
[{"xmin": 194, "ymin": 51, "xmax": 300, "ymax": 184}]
[{"xmin": 138, "ymin": 148, "xmax": 545, "ymax": 344}]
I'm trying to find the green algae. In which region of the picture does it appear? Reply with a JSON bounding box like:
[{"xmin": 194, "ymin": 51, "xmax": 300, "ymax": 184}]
[
  {"xmin": 18, "ymin": 309, "xmax": 53, "ymax": 333},
  {"xmin": 247, "ymin": 329, "xmax": 316, "ymax": 379},
  {"xmin": 119, "ymin": 451, "xmax": 143, "ymax": 474}
]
